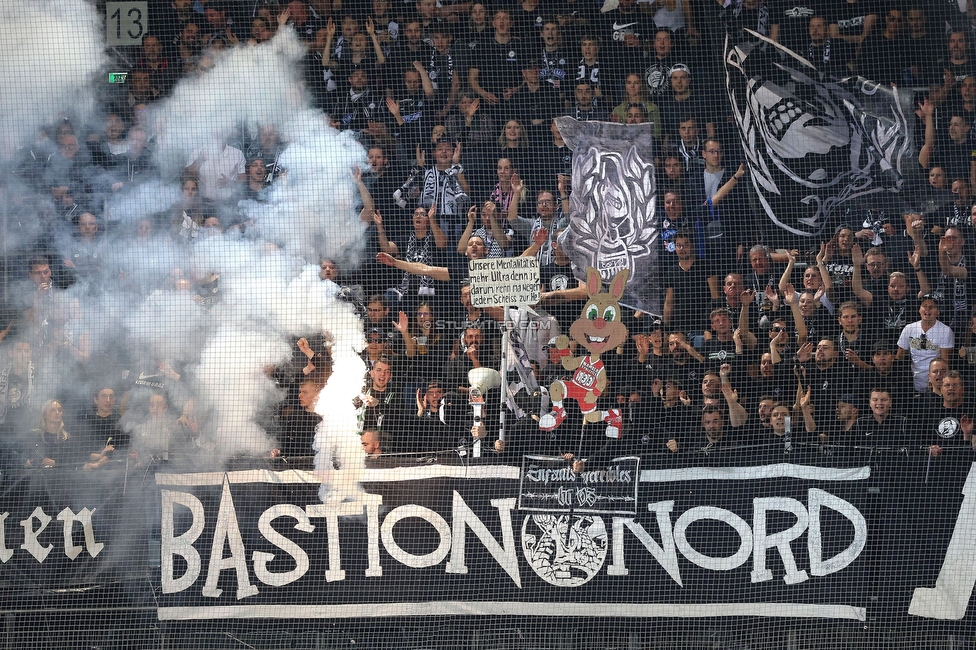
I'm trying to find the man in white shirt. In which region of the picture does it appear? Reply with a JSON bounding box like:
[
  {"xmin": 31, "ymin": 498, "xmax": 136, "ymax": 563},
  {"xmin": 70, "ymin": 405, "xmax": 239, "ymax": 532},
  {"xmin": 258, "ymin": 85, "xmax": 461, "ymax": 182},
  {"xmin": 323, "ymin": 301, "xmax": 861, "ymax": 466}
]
[
  {"xmin": 186, "ymin": 142, "xmax": 246, "ymax": 202},
  {"xmin": 897, "ymin": 294, "xmax": 954, "ymax": 392}
]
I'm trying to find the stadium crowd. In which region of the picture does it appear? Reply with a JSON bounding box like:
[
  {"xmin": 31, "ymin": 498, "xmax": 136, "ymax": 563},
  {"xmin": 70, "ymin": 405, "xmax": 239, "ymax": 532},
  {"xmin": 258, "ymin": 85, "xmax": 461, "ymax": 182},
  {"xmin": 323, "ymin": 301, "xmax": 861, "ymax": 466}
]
[{"xmin": 3, "ymin": 0, "xmax": 976, "ymax": 471}]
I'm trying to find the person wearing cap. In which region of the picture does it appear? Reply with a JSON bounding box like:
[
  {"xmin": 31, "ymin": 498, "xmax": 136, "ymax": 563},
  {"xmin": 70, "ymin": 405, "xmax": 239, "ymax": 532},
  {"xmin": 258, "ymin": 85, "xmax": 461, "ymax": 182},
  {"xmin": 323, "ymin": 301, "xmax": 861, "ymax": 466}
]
[
  {"xmin": 505, "ymin": 55, "xmax": 560, "ymax": 141},
  {"xmin": 897, "ymin": 294, "xmax": 954, "ymax": 392},
  {"xmin": 658, "ymin": 66, "xmax": 714, "ymax": 145},
  {"xmin": 803, "ymin": 390, "xmax": 857, "ymax": 453},
  {"xmin": 862, "ymin": 340, "xmax": 912, "ymax": 415}
]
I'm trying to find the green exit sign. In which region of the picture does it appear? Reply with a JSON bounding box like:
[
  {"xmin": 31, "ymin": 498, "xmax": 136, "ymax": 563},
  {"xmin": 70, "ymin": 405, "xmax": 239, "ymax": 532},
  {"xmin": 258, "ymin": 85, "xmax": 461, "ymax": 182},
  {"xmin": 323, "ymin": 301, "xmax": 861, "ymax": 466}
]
[{"xmin": 108, "ymin": 72, "xmax": 128, "ymax": 84}]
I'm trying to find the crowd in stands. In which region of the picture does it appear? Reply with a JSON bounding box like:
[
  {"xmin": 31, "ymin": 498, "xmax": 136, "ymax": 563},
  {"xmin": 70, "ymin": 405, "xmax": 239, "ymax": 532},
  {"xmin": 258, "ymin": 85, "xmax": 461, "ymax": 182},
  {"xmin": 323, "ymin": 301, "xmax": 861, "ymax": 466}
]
[{"xmin": 4, "ymin": 0, "xmax": 976, "ymax": 471}]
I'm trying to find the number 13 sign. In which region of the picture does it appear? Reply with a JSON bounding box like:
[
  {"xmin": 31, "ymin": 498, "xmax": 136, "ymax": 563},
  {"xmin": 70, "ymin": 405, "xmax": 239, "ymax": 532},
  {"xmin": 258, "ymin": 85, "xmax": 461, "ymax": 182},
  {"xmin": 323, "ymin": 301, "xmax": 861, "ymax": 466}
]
[{"xmin": 106, "ymin": 2, "xmax": 148, "ymax": 46}]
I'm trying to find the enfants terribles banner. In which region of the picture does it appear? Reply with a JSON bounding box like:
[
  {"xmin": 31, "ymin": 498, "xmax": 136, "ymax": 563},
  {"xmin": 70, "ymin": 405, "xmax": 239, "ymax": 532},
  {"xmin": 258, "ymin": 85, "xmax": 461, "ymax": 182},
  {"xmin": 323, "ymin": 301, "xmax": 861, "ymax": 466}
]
[{"xmin": 2, "ymin": 454, "xmax": 975, "ymax": 621}]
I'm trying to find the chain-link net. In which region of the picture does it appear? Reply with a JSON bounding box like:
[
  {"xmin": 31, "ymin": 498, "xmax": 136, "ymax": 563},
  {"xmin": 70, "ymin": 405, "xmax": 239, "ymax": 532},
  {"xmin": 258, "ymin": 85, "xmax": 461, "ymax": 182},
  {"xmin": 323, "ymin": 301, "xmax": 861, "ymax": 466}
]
[{"xmin": 0, "ymin": 0, "xmax": 975, "ymax": 647}]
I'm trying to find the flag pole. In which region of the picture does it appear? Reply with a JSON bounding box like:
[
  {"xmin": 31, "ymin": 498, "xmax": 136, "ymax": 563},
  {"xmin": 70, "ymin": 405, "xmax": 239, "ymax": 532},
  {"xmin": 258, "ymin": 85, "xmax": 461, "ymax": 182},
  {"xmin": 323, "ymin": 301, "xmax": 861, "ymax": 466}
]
[{"xmin": 498, "ymin": 305, "xmax": 509, "ymax": 445}]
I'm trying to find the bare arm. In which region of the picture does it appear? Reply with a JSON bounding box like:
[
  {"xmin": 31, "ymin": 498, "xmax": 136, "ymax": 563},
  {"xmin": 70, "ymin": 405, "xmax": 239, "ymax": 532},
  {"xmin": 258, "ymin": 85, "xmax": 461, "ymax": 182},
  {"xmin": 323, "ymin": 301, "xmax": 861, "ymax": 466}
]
[
  {"xmin": 737, "ymin": 296, "xmax": 757, "ymax": 349},
  {"xmin": 468, "ymin": 67, "xmax": 499, "ymax": 104},
  {"xmin": 918, "ymin": 99, "xmax": 936, "ymax": 169},
  {"xmin": 366, "ymin": 18, "xmax": 387, "ymax": 65},
  {"xmin": 507, "ymin": 173, "xmax": 524, "ymax": 223},
  {"xmin": 413, "ymin": 61, "xmax": 435, "ymax": 97},
  {"xmin": 427, "ymin": 203, "xmax": 447, "ymax": 249},
  {"xmin": 850, "ymin": 244, "xmax": 873, "ymax": 307},
  {"xmin": 711, "ymin": 164, "xmax": 745, "ymax": 206},
  {"xmin": 486, "ymin": 205, "xmax": 510, "ymax": 248},
  {"xmin": 376, "ymin": 252, "xmax": 451, "ymax": 281},
  {"xmin": 372, "ymin": 211, "xmax": 396, "ymax": 255},
  {"xmin": 457, "ymin": 205, "xmax": 477, "ymax": 254}
]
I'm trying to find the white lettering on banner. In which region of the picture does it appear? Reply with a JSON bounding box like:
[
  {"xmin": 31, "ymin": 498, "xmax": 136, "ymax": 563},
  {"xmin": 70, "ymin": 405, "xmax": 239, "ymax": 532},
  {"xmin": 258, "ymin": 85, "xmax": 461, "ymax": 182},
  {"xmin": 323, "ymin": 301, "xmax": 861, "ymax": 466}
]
[
  {"xmin": 909, "ymin": 463, "xmax": 976, "ymax": 620},
  {"xmin": 20, "ymin": 507, "xmax": 53, "ymax": 563},
  {"xmin": 161, "ymin": 489, "xmax": 205, "ymax": 594},
  {"xmin": 607, "ymin": 501, "xmax": 682, "ymax": 585},
  {"xmin": 752, "ymin": 498, "xmax": 808, "ymax": 585},
  {"xmin": 56, "ymin": 508, "xmax": 105, "ymax": 560},
  {"xmin": 306, "ymin": 500, "xmax": 363, "ymax": 582},
  {"xmin": 202, "ymin": 477, "xmax": 259, "ymax": 599},
  {"xmin": 674, "ymin": 506, "xmax": 754, "ymax": 572},
  {"xmin": 157, "ymin": 485, "xmax": 872, "ymax": 598},
  {"xmin": 380, "ymin": 505, "xmax": 451, "ymax": 568},
  {"xmin": 446, "ymin": 495, "xmax": 521, "ymax": 587},
  {"xmin": 252, "ymin": 505, "xmax": 314, "ymax": 587},
  {"xmin": 147, "ymin": 464, "xmax": 903, "ymax": 622},
  {"xmin": 807, "ymin": 489, "xmax": 866, "ymax": 577},
  {"xmin": 0, "ymin": 513, "xmax": 13, "ymax": 563}
]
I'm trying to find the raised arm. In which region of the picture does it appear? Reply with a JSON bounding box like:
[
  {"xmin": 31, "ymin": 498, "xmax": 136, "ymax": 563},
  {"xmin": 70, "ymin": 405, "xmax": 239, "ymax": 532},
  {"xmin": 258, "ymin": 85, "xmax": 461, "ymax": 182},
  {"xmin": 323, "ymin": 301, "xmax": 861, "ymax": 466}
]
[
  {"xmin": 372, "ymin": 210, "xmax": 395, "ymax": 255},
  {"xmin": 783, "ymin": 283, "xmax": 808, "ymax": 345},
  {"xmin": 353, "ymin": 166, "xmax": 374, "ymax": 219},
  {"xmin": 850, "ymin": 244, "xmax": 873, "ymax": 307},
  {"xmin": 457, "ymin": 205, "xmax": 478, "ymax": 253},
  {"xmin": 720, "ymin": 364, "xmax": 748, "ymax": 428},
  {"xmin": 508, "ymin": 173, "xmax": 524, "ymax": 223},
  {"xmin": 375, "ymin": 252, "xmax": 451, "ymax": 281},
  {"xmin": 365, "ymin": 18, "xmax": 386, "ymax": 65},
  {"xmin": 427, "ymin": 202, "xmax": 447, "ymax": 249},
  {"xmin": 711, "ymin": 163, "xmax": 745, "ymax": 206},
  {"xmin": 778, "ymin": 249, "xmax": 796, "ymax": 295},
  {"xmin": 908, "ymin": 245, "xmax": 931, "ymax": 297},
  {"xmin": 918, "ymin": 98, "xmax": 936, "ymax": 169},
  {"xmin": 484, "ymin": 201, "xmax": 510, "ymax": 248},
  {"xmin": 412, "ymin": 60, "xmax": 435, "ymax": 97},
  {"xmin": 321, "ymin": 18, "xmax": 337, "ymax": 68}
]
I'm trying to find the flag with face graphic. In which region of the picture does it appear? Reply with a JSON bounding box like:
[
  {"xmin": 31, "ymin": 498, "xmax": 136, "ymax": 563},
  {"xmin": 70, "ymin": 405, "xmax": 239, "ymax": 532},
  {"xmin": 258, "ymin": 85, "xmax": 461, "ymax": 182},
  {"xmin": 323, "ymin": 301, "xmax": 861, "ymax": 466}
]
[
  {"xmin": 725, "ymin": 31, "xmax": 915, "ymax": 239},
  {"xmin": 555, "ymin": 118, "xmax": 659, "ymax": 315}
]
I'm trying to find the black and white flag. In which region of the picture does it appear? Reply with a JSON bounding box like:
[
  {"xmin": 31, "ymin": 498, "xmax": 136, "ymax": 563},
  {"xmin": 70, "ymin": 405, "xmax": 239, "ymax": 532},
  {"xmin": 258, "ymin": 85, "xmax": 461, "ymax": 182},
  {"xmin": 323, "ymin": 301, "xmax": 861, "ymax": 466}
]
[
  {"xmin": 555, "ymin": 118, "xmax": 659, "ymax": 314},
  {"xmin": 725, "ymin": 31, "xmax": 915, "ymax": 238}
]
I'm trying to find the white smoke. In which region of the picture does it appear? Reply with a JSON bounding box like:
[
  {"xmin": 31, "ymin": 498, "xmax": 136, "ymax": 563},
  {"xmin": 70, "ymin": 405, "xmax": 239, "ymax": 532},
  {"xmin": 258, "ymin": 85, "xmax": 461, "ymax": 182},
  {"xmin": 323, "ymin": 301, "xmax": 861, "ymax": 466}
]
[
  {"xmin": 0, "ymin": 0, "xmax": 107, "ymax": 159},
  {"xmin": 149, "ymin": 28, "xmax": 308, "ymax": 177},
  {"xmin": 243, "ymin": 118, "xmax": 369, "ymax": 266},
  {"xmin": 1, "ymin": 20, "xmax": 371, "ymax": 484}
]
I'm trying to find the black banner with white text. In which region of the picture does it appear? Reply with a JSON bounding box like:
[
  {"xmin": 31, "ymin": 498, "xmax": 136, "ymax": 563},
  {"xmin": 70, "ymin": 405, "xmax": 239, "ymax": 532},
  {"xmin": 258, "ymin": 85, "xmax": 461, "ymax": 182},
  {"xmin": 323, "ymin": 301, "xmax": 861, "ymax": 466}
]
[{"xmin": 0, "ymin": 450, "xmax": 975, "ymax": 623}]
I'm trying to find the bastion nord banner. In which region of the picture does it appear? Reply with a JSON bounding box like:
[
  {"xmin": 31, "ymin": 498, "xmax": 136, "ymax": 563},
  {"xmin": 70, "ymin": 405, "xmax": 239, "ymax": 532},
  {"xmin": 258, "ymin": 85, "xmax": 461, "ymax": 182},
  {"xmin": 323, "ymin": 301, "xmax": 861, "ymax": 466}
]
[{"xmin": 0, "ymin": 452, "xmax": 974, "ymax": 622}]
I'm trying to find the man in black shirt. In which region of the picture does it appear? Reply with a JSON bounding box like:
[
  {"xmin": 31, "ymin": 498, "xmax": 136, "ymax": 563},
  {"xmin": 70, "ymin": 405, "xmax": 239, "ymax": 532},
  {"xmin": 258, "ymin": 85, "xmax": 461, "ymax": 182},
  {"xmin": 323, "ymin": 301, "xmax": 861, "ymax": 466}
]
[
  {"xmin": 914, "ymin": 371, "xmax": 974, "ymax": 456},
  {"xmin": 664, "ymin": 230, "xmax": 718, "ymax": 339},
  {"xmin": 468, "ymin": 9, "xmax": 522, "ymax": 109},
  {"xmin": 852, "ymin": 387, "xmax": 906, "ymax": 448}
]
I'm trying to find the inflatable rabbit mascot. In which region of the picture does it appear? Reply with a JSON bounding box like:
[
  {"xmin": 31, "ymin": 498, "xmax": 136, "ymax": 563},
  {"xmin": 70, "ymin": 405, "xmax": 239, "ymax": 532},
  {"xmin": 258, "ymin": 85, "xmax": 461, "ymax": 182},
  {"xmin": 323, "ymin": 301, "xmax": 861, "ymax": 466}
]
[{"xmin": 539, "ymin": 267, "xmax": 628, "ymax": 439}]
